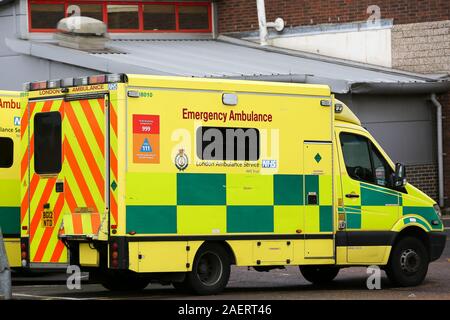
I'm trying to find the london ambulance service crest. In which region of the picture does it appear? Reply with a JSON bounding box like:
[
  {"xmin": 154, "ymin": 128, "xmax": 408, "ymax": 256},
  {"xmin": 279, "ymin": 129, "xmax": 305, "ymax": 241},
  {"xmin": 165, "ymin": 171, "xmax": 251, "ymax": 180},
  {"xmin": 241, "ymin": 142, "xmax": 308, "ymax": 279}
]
[{"xmin": 175, "ymin": 149, "xmax": 188, "ymax": 171}]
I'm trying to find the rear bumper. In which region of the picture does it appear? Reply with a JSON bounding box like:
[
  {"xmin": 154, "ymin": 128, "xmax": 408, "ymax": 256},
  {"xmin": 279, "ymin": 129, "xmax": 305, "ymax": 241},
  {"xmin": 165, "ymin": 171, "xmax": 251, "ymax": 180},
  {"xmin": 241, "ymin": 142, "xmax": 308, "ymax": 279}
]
[{"xmin": 429, "ymin": 231, "xmax": 447, "ymax": 262}]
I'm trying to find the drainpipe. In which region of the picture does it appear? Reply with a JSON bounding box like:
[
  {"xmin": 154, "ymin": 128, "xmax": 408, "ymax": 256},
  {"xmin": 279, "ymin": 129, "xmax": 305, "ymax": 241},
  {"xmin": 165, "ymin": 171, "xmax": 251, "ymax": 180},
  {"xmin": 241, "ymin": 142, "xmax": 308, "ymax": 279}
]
[
  {"xmin": 256, "ymin": 0, "xmax": 285, "ymax": 46},
  {"xmin": 256, "ymin": 0, "xmax": 269, "ymax": 46},
  {"xmin": 431, "ymin": 93, "xmax": 445, "ymax": 207}
]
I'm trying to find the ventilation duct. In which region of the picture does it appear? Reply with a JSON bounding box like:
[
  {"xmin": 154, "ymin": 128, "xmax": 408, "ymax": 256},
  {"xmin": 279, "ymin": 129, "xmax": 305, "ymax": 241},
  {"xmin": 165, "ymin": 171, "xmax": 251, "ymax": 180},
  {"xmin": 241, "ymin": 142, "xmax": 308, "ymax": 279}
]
[{"xmin": 54, "ymin": 16, "xmax": 109, "ymax": 51}]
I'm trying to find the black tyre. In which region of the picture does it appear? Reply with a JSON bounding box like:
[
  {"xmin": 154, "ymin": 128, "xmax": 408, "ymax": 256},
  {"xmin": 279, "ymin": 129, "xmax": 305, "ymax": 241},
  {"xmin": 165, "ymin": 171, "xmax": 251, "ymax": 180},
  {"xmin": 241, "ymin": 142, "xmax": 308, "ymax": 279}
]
[
  {"xmin": 299, "ymin": 265, "xmax": 340, "ymax": 285},
  {"xmin": 184, "ymin": 243, "xmax": 231, "ymax": 295},
  {"xmin": 100, "ymin": 272, "xmax": 149, "ymax": 292},
  {"xmin": 386, "ymin": 236, "xmax": 429, "ymax": 287}
]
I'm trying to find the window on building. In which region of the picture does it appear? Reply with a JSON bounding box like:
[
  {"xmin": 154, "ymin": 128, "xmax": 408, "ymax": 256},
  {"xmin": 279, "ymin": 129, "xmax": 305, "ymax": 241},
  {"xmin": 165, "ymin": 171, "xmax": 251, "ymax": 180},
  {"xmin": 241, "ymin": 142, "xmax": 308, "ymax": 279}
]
[
  {"xmin": 34, "ymin": 112, "xmax": 62, "ymax": 175},
  {"xmin": 29, "ymin": 1, "xmax": 211, "ymax": 33},
  {"xmin": 0, "ymin": 137, "xmax": 13, "ymax": 168},
  {"xmin": 197, "ymin": 127, "xmax": 260, "ymax": 161},
  {"xmin": 178, "ymin": 5, "xmax": 209, "ymax": 30},
  {"xmin": 30, "ymin": 3, "xmax": 65, "ymax": 30},
  {"xmin": 143, "ymin": 4, "xmax": 176, "ymax": 31},
  {"xmin": 107, "ymin": 4, "xmax": 139, "ymax": 30},
  {"xmin": 68, "ymin": 4, "xmax": 103, "ymax": 21}
]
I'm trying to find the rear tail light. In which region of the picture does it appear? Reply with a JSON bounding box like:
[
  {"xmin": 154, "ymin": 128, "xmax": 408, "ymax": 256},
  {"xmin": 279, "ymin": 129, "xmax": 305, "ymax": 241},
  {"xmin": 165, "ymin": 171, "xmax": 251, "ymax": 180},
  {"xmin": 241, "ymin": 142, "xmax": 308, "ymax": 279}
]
[
  {"xmin": 111, "ymin": 242, "xmax": 119, "ymax": 269},
  {"xmin": 20, "ymin": 238, "xmax": 29, "ymax": 267}
]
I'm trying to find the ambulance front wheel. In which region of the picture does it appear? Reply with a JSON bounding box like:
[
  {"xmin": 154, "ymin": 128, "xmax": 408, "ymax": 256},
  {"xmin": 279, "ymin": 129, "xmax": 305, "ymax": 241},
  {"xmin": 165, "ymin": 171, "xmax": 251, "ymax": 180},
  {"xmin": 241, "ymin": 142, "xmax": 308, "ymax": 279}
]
[
  {"xmin": 185, "ymin": 243, "xmax": 231, "ymax": 295},
  {"xmin": 299, "ymin": 265, "xmax": 340, "ymax": 285},
  {"xmin": 385, "ymin": 236, "xmax": 429, "ymax": 287}
]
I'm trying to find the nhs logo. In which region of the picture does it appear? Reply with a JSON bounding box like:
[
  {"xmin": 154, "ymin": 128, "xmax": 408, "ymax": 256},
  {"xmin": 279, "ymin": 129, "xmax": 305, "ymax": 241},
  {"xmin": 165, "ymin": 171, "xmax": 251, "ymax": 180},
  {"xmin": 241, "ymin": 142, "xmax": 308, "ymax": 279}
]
[
  {"xmin": 262, "ymin": 160, "xmax": 277, "ymax": 168},
  {"xmin": 14, "ymin": 116, "xmax": 20, "ymax": 126}
]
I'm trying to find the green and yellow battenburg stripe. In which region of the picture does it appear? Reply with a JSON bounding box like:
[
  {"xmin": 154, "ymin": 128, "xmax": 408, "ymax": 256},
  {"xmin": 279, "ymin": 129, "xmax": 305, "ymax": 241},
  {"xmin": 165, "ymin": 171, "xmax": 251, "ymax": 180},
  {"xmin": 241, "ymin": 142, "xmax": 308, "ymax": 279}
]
[
  {"xmin": 338, "ymin": 179, "xmax": 442, "ymax": 232},
  {"xmin": 125, "ymin": 173, "xmax": 333, "ymax": 235}
]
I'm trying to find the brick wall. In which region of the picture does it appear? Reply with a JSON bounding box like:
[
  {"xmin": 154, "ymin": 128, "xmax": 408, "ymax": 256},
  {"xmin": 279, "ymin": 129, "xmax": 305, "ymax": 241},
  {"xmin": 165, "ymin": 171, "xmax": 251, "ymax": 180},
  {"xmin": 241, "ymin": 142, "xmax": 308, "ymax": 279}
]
[
  {"xmin": 392, "ymin": 20, "xmax": 450, "ymax": 73},
  {"xmin": 217, "ymin": 0, "xmax": 450, "ymax": 33},
  {"xmin": 391, "ymin": 20, "xmax": 450, "ymax": 207},
  {"xmin": 406, "ymin": 164, "xmax": 438, "ymax": 202}
]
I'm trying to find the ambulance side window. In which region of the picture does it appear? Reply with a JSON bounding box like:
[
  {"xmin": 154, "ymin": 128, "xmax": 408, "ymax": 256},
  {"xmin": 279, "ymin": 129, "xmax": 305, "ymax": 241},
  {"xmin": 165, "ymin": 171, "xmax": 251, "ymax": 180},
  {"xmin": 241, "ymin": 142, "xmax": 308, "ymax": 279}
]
[
  {"xmin": 0, "ymin": 137, "xmax": 13, "ymax": 168},
  {"xmin": 197, "ymin": 126, "xmax": 260, "ymax": 161},
  {"xmin": 340, "ymin": 132, "xmax": 395, "ymax": 189},
  {"xmin": 340, "ymin": 133, "xmax": 373, "ymax": 184},
  {"xmin": 34, "ymin": 112, "xmax": 62, "ymax": 175}
]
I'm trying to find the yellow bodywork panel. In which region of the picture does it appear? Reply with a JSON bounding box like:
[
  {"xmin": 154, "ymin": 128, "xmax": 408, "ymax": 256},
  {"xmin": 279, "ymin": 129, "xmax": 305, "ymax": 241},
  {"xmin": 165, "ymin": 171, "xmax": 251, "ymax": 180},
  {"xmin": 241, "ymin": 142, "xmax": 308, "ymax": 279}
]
[
  {"xmin": 347, "ymin": 246, "xmax": 391, "ymax": 265},
  {"xmin": 304, "ymin": 239, "xmax": 334, "ymax": 258},
  {"xmin": 253, "ymin": 240, "xmax": 293, "ymax": 264},
  {"xmin": 4, "ymin": 239, "xmax": 21, "ymax": 268},
  {"xmin": 131, "ymin": 241, "xmax": 189, "ymax": 272},
  {"xmin": 79, "ymin": 243, "xmax": 99, "ymax": 267}
]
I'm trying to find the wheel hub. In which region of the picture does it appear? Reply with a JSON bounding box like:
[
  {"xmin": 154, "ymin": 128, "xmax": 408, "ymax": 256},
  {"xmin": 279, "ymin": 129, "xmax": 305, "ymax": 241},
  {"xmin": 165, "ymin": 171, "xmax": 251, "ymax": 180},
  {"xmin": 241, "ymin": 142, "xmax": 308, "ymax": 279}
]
[
  {"xmin": 196, "ymin": 251, "xmax": 223, "ymax": 286},
  {"xmin": 400, "ymin": 249, "xmax": 421, "ymax": 274}
]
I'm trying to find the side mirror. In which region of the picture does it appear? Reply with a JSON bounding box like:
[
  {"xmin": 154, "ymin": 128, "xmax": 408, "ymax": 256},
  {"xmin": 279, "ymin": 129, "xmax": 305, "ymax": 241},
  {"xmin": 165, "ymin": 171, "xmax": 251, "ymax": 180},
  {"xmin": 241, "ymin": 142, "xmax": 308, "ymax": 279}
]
[{"xmin": 394, "ymin": 163, "xmax": 407, "ymax": 187}]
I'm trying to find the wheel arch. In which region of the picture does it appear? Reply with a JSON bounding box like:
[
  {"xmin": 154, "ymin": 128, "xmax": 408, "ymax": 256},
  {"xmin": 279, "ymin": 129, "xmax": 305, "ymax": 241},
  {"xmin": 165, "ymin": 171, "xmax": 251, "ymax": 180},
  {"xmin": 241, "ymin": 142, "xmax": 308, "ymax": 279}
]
[
  {"xmin": 392, "ymin": 226, "xmax": 430, "ymax": 260},
  {"xmin": 194, "ymin": 240, "xmax": 237, "ymax": 265}
]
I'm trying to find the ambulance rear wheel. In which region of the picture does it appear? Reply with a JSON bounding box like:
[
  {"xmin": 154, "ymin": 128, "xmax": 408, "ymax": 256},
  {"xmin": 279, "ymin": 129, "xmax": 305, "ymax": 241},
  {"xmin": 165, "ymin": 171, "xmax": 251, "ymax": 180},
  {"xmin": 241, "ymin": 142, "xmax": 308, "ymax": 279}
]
[
  {"xmin": 299, "ymin": 265, "xmax": 340, "ymax": 285},
  {"xmin": 386, "ymin": 236, "xmax": 429, "ymax": 287},
  {"xmin": 185, "ymin": 243, "xmax": 231, "ymax": 295}
]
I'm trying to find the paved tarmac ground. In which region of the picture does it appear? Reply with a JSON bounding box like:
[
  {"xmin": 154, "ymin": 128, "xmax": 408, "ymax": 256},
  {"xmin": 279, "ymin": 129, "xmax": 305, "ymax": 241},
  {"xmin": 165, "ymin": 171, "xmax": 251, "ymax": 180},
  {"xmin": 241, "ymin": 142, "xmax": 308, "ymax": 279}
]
[{"xmin": 10, "ymin": 218, "xmax": 450, "ymax": 300}]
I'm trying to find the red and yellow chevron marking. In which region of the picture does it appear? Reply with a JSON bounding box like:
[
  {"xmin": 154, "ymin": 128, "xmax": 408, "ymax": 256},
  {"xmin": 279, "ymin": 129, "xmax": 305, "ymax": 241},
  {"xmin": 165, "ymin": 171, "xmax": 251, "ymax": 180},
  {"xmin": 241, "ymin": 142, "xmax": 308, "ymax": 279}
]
[
  {"xmin": 109, "ymin": 98, "xmax": 118, "ymax": 227},
  {"xmin": 61, "ymin": 98, "xmax": 106, "ymax": 237},
  {"xmin": 21, "ymin": 99, "xmax": 68, "ymax": 263},
  {"xmin": 21, "ymin": 97, "xmax": 109, "ymax": 264}
]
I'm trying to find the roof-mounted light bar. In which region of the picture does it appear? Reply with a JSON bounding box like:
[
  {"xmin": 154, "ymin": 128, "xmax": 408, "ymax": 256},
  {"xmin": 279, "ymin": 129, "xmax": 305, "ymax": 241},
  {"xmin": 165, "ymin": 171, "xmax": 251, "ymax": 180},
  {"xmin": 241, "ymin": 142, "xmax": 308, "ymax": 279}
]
[
  {"xmin": 25, "ymin": 73, "xmax": 127, "ymax": 91},
  {"xmin": 88, "ymin": 75, "xmax": 107, "ymax": 85},
  {"xmin": 47, "ymin": 79, "xmax": 61, "ymax": 89},
  {"xmin": 30, "ymin": 81, "xmax": 47, "ymax": 91}
]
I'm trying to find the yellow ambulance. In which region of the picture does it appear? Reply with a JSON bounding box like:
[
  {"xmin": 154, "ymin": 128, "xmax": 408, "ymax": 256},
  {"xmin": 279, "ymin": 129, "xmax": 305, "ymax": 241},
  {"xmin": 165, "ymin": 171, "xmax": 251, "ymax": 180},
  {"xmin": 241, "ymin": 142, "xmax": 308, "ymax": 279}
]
[
  {"xmin": 0, "ymin": 91, "xmax": 22, "ymax": 268},
  {"xmin": 21, "ymin": 74, "xmax": 446, "ymax": 294}
]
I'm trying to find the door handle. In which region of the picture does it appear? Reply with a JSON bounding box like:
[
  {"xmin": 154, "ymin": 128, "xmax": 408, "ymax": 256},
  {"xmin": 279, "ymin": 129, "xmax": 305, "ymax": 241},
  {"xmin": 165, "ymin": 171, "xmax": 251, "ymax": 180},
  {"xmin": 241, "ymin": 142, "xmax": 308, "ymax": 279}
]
[{"xmin": 345, "ymin": 193, "xmax": 360, "ymax": 199}]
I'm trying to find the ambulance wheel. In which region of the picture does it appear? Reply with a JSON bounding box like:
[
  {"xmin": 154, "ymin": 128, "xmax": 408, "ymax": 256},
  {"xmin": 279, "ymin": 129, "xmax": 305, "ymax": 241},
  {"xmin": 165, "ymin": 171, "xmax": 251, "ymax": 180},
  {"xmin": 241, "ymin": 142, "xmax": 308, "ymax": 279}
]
[
  {"xmin": 299, "ymin": 265, "xmax": 340, "ymax": 285},
  {"xmin": 100, "ymin": 272, "xmax": 150, "ymax": 292},
  {"xmin": 185, "ymin": 243, "xmax": 231, "ymax": 295},
  {"xmin": 386, "ymin": 236, "xmax": 429, "ymax": 287}
]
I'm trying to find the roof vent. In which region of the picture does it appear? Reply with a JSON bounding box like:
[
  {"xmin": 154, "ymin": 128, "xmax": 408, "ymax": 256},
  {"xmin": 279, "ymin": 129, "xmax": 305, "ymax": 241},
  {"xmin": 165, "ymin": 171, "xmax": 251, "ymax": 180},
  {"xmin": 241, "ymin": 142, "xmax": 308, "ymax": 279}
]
[{"xmin": 54, "ymin": 16, "xmax": 109, "ymax": 51}]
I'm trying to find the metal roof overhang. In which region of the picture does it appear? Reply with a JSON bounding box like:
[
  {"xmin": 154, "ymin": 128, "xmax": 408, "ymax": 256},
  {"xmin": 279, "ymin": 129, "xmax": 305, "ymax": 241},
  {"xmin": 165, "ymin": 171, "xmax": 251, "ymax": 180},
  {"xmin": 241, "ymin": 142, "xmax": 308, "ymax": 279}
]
[
  {"xmin": 349, "ymin": 81, "xmax": 450, "ymax": 95},
  {"xmin": 5, "ymin": 36, "xmax": 450, "ymax": 95}
]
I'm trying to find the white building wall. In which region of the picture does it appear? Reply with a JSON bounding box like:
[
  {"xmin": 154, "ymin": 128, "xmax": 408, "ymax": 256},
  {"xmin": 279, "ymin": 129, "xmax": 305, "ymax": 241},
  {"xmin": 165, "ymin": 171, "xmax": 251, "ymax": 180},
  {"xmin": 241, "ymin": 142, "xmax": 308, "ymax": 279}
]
[{"xmin": 271, "ymin": 28, "xmax": 392, "ymax": 67}]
